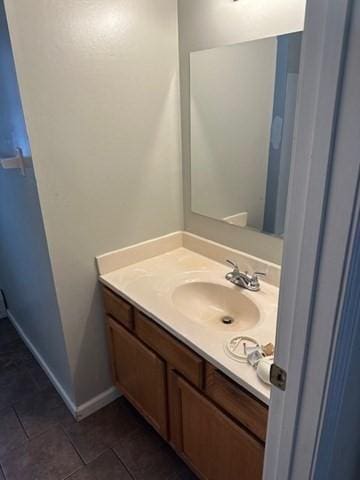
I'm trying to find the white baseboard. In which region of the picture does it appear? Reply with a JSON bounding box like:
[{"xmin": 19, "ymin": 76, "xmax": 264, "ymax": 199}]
[{"xmin": 7, "ymin": 309, "xmax": 120, "ymax": 421}]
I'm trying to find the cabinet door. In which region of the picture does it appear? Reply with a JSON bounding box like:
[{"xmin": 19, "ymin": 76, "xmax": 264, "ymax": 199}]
[
  {"xmin": 171, "ymin": 373, "xmax": 264, "ymax": 480},
  {"xmin": 107, "ymin": 316, "xmax": 167, "ymax": 438}
]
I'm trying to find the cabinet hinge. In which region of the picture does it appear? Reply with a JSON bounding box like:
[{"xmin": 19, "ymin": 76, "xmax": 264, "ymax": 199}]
[{"xmin": 270, "ymin": 363, "xmax": 287, "ymax": 391}]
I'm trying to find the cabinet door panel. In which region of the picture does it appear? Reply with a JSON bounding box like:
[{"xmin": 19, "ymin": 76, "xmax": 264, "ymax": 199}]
[
  {"xmin": 175, "ymin": 375, "xmax": 264, "ymax": 480},
  {"xmin": 107, "ymin": 316, "xmax": 167, "ymax": 438}
]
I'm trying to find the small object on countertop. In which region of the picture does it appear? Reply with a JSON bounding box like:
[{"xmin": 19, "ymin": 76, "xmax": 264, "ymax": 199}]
[
  {"xmin": 224, "ymin": 336, "xmax": 260, "ymax": 362},
  {"xmin": 247, "ymin": 348, "xmax": 265, "ymax": 367},
  {"xmin": 262, "ymin": 343, "xmax": 275, "ymax": 356}
]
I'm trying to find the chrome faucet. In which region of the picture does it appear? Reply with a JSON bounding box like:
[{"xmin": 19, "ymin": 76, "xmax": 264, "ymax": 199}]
[{"xmin": 225, "ymin": 260, "xmax": 266, "ymax": 292}]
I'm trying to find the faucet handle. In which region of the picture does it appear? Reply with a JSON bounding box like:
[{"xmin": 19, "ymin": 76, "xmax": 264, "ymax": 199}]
[
  {"xmin": 226, "ymin": 259, "xmax": 239, "ymax": 271},
  {"xmin": 253, "ymin": 272, "xmax": 267, "ymax": 278},
  {"xmin": 249, "ymin": 272, "xmax": 267, "ymax": 289}
]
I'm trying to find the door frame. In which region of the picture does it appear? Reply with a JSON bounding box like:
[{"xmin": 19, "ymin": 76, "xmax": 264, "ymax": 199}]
[{"xmin": 263, "ymin": 0, "xmax": 359, "ymax": 478}]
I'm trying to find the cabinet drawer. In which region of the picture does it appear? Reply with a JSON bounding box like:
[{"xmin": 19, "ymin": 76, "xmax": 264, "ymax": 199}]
[
  {"xmin": 135, "ymin": 310, "xmax": 204, "ymax": 388},
  {"xmin": 102, "ymin": 287, "xmax": 133, "ymax": 330},
  {"xmin": 205, "ymin": 363, "xmax": 268, "ymax": 442}
]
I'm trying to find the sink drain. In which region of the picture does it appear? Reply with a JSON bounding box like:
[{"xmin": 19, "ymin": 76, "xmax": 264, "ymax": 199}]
[{"xmin": 221, "ymin": 316, "xmax": 235, "ymax": 325}]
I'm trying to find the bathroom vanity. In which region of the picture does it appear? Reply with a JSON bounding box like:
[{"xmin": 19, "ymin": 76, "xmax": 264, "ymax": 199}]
[
  {"xmin": 97, "ymin": 233, "xmax": 279, "ymax": 480},
  {"xmin": 102, "ymin": 286, "xmax": 266, "ymax": 479}
]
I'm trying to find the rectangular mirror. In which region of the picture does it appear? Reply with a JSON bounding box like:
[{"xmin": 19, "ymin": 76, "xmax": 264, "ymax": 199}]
[{"xmin": 190, "ymin": 32, "xmax": 302, "ymax": 237}]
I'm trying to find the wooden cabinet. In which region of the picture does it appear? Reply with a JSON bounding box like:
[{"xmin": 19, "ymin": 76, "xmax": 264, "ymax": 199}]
[
  {"xmin": 205, "ymin": 364, "xmax": 268, "ymax": 442},
  {"xmin": 135, "ymin": 310, "xmax": 204, "ymax": 388},
  {"xmin": 170, "ymin": 373, "xmax": 264, "ymax": 480},
  {"xmin": 102, "ymin": 286, "xmax": 268, "ymax": 480},
  {"xmin": 106, "ymin": 316, "xmax": 167, "ymax": 438}
]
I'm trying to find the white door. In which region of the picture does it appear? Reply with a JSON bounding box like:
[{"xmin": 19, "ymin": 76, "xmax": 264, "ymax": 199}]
[{"xmin": 263, "ymin": 0, "xmax": 359, "ymax": 478}]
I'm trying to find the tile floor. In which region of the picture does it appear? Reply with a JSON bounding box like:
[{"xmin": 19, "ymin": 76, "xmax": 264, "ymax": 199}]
[{"xmin": 0, "ymin": 318, "xmax": 197, "ymax": 480}]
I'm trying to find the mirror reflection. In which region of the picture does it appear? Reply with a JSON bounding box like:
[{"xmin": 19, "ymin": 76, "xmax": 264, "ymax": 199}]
[{"xmin": 190, "ymin": 32, "xmax": 302, "ymax": 237}]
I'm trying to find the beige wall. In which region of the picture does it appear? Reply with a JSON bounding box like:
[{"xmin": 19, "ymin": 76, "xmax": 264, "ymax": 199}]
[
  {"xmin": 178, "ymin": 0, "xmax": 306, "ymax": 265},
  {"xmin": 5, "ymin": 0, "xmax": 183, "ymax": 406}
]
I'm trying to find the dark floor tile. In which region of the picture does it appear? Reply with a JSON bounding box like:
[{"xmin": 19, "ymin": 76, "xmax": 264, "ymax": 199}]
[
  {"xmin": 0, "ymin": 321, "xmax": 19, "ymax": 351},
  {"xmin": 63, "ymin": 398, "xmax": 143, "ymax": 464},
  {"xmin": 5, "ymin": 341, "xmax": 53, "ymax": 391},
  {"xmin": 114, "ymin": 424, "xmax": 188, "ymax": 480},
  {"xmin": 0, "ymin": 353, "xmax": 14, "ymax": 373},
  {"xmin": 0, "ymin": 345, "xmax": 16, "ymax": 374},
  {"xmin": 0, "ymin": 425, "xmax": 83, "ymax": 480},
  {"xmin": 6, "ymin": 339, "xmax": 34, "ymax": 365},
  {"xmin": 67, "ymin": 450, "xmax": 132, "ymax": 480},
  {"xmin": 14, "ymin": 387, "xmax": 75, "ymax": 438},
  {"xmin": 0, "ymin": 364, "xmax": 39, "ymax": 410},
  {"xmin": 0, "ymin": 341, "xmax": 31, "ymax": 374},
  {"xmin": 168, "ymin": 465, "xmax": 199, "ymax": 480},
  {"xmin": 0, "ymin": 407, "xmax": 28, "ymax": 459},
  {"xmin": 24, "ymin": 359, "xmax": 54, "ymax": 391}
]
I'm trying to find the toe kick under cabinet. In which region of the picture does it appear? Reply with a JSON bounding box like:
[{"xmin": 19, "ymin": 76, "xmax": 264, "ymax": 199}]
[{"xmin": 102, "ymin": 285, "xmax": 268, "ymax": 480}]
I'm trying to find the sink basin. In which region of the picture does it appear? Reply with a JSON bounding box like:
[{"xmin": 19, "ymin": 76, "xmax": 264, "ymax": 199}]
[{"xmin": 171, "ymin": 281, "xmax": 260, "ymax": 331}]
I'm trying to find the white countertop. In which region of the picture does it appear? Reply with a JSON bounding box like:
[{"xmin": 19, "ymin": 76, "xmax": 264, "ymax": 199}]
[{"xmin": 99, "ymin": 247, "xmax": 278, "ymax": 405}]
